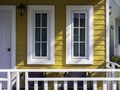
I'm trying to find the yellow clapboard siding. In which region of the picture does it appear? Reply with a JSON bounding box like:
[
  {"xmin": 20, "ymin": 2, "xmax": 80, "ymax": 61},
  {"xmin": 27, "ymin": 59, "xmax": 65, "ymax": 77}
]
[
  {"xmin": 55, "ymin": 51, "xmax": 63, "ymax": 56},
  {"xmin": 94, "ymin": 46, "xmax": 105, "ymax": 51},
  {"xmin": 55, "ymin": 56, "xmax": 63, "ymax": 60},
  {"xmin": 94, "ymin": 56, "xmax": 105, "ymax": 60},
  {"xmin": 94, "ymin": 61, "xmax": 105, "ymax": 65},
  {"xmin": 94, "ymin": 31, "xmax": 105, "ymax": 35},
  {"xmin": 55, "ymin": 46, "xmax": 63, "ymax": 50},
  {"xmin": 55, "ymin": 61, "xmax": 62, "ymax": 65},
  {"xmin": 94, "ymin": 10, "xmax": 105, "ymax": 14},
  {"xmin": 94, "ymin": 20, "xmax": 105, "ymax": 25},
  {"xmin": 94, "ymin": 51, "xmax": 105, "ymax": 55},
  {"xmin": 94, "ymin": 26, "xmax": 105, "ymax": 30},
  {"xmin": 94, "ymin": 0, "xmax": 105, "ymax": 5},
  {"xmin": 55, "ymin": 36, "xmax": 63, "ymax": 40},
  {"xmin": 55, "ymin": 41, "xmax": 63, "ymax": 46},
  {"xmin": 94, "ymin": 15, "xmax": 105, "ymax": 19},
  {"xmin": 94, "ymin": 5, "xmax": 105, "ymax": 9},
  {"xmin": 94, "ymin": 36, "xmax": 105, "ymax": 40},
  {"xmin": 94, "ymin": 41, "xmax": 105, "ymax": 45}
]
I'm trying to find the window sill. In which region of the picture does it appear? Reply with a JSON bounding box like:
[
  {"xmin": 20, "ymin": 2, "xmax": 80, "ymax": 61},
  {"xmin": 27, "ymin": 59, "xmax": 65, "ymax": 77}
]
[
  {"xmin": 66, "ymin": 59, "xmax": 93, "ymax": 65},
  {"xmin": 27, "ymin": 58, "xmax": 54, "ymax": 65}
]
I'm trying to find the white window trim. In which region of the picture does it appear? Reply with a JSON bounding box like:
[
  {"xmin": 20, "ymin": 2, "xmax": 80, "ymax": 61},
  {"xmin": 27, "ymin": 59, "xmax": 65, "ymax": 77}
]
[
  {"xmin": 66, "ymin": 5, "xmax": 93, "ymax": 64},
  {"xmin": 27, "ymin": 5, "xmax": 55, "ymax": 64}
]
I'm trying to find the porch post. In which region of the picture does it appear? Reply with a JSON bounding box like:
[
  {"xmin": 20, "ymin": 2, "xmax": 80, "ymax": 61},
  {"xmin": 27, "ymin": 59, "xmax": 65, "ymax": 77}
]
[{"xmin": 106, "ymin": 0, "xmax": 110, "ymax": 67}]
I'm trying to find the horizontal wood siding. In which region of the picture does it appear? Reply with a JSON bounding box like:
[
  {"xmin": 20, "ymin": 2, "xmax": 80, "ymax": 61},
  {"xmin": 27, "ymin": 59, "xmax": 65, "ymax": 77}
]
[{"xmin": 0, "ymin": 0, "xmax": 106, "ymax": 69}]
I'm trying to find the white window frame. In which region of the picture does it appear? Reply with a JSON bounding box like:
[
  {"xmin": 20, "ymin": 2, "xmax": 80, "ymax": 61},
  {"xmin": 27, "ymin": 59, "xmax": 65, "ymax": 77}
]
[
  {"xmin": 27, "ymin": 5, "xmax": 55, "ymax": 64},
  {"xmin": 66, "ymin": 5, "xmax": 93, "ymax": 64}
]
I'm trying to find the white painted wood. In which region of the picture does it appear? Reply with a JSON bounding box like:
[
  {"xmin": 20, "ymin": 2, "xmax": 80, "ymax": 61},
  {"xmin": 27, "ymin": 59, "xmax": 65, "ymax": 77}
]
[
  {"xmin": 93, "ymin": 81, "xmax": 97, "ymax": 90},
  {"xmin": 25, "ymin": 72, "xmax": 28, "ymax": 90},
  {"xmin": 16, "ymin": 72, "xmax": 20, "ymax": 90},
  {"xmin": 44, "ymin": 81, "xmax": 48, "ymax": 90},
  {"xmin": 28, "ymin": 77, "xmax": 120, "ymax": 81},
  {"xmin": 0, "ymin": 69, "xmax": 120, "ymax": 72},
  {"xmin": 83, "ymin": 81, "xmax": 87, "ymax": 90},
  {"xmin": 0, "ymin": 5, "xmax": 16, "ymax": 69},
  {"xmin": 0, "ymin": 5, "xmax": 16, "ymax": 89},
  {"xmin": 118, "ymin": 72, "xmax": 120, "ymax": 90},
  {"xmin": 106, "ymin": 0, "xmax": 110, "ymax": 67},
  {"xmin": 64, "ymin": 81, "xmax": 67, "ymax": 90},
  {"xmin": 112, "ymin": 81, "xmax": 117, "ymax": 90},
  {"xmin": 103, "ymin": 81, "xmax": 107, "ymax": 90},
  {"xmin": 34, "ymin": 81, "xmax": 38, "ymax": 90},
  {"xmin": 73, "ymin": 81, "xmax": 77, "ymax": 90},
  {"xmin": 0, "ymin": 82, "xmax": 2, "ymax": 90},
  {"xmin": 54, "ymin": 81, "xmax": 58, "ymax": 90},
  {"xmin": 7, "ymin": 72, "xmax": 11, "ymax": 90},
  {"xmin": 66, "ymin": 5, "xmax": 93, "ymax": 64},
  {"xmin": 0, "ymin": 68, "xmax": 118, "ymax": 89},
  {"xmin": 107, "ymin": 81, "xmax": 112, "ymax": 90},
  {"xmin": 27, "ymin": 5, "xmax": 55, "ymax": 64}
]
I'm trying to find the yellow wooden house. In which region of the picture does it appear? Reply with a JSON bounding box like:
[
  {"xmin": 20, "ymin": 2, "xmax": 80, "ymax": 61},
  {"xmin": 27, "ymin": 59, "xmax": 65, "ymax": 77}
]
[{"xmin": 0, "ymin": 0, "xmax": 119, "ymax": 90}]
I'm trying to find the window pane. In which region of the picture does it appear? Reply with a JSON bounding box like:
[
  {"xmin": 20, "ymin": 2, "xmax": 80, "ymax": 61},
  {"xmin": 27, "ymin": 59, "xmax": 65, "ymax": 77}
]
[
  {"xmin": 42, "ymin": 13, "xmax": 47, "ymax": 27},
  {"xmin": 42, "ymin": 28, "xmax": 47, "ymax": 41},
  {"xmin": 80, "ymin": 13, "xmax": 85, "ymax": 27},
  {"xmin": 80, "ymin": 28, "xmax": 85, "ymax": 41},
  {"xmin": 80, "ymin": 43, "xmax": 85, "ymax": 56},
  {"xmin": 35, "ymin": 28, "xmax": 41, "ymax": 41},
  {"xmin": 73, "ymin": 43, "xmax": 79, "ymax": 56},
  {"xmin": 73, "ymin": 13, "xmax": 79, "ymax": 27},
  {"xmin": 42, "ymin": 43, "xmax": 47, "ymax": 56},
  {"xmin": 35, "ymin": 43, "xmax": 41, "ymax": 56},
  {"xmin": 74, "ymin": 28, "xmax": 79, "ymax": 41},
  {"xmin": 35, "ymin": 13, "xmax": 41, "ymax": 27}
]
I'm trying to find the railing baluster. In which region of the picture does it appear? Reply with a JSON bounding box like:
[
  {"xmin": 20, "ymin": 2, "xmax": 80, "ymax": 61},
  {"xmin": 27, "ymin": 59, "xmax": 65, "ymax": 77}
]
[
  {"xmin": 93, "ymin": 81, "xmax": 97, "ymax": 90},
  {"xmin": 112, "ymin": 81, "xmax": 117, "ymax": 90},
  {"xmin": 64, "ymin": 81, "xmax": 67, "ymax": 90},
  {"xmin": 103, "ymin": 81, "xmax": 107, "ymax": 90},
  {"xmin": 73, "ymin": 81, "xmax": 77, "ymax": 90},
  {"xmin": 83, "ymin": 81, "xmax": 87, "ymax": 90},
  {"xmin": 34, "ymin": 81, "xmax": 38, "ymax": 90},
  {"xmin": 44, "ymin": 81, "xmax": 48, "ymax": 90},
  {"xmin": 54, "ymin": 81, "xmax": 58, "ymax": 90},
  {"xmin": 0, "ymin": 82, "xmax": 2, "ymax": 90},
  {"xmin": 7, "ymin": 72, "xmax": 11, "ymax": 90},
  {"xmin": 25, "ymin": 72, "xmax": 28, "ymax": 90},
  {"xmin": 118, "ymin": 72, "xmax": 120, "ymax": 90},
  {"xmin": 16, "ymin": 72, "xmax": 20, "ymax": 90}
]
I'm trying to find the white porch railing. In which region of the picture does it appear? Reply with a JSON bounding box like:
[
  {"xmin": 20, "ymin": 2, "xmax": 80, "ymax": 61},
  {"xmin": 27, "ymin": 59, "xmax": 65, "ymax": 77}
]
[{"xmin": 0, "ymin": 62, "xmax": 119, "ymax": 90}]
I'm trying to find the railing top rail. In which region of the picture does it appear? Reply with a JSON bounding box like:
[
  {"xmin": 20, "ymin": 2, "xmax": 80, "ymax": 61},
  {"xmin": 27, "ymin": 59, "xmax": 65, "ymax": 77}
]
[
  {"xmin": 27, "ymin": 77, "xmax": 120, "ymax": 81},
  {"xmin": 106, "ymin": 61, "xmax": 120, "ymax": 68},
  {"xmin": 0, "ymin": 69, "xmax": 119, "ymax": 72}
]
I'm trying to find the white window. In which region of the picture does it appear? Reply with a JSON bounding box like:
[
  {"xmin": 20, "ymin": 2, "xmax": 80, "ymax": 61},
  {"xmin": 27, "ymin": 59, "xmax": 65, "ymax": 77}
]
[
  {"xmin": 66, "ymin": 5, "xmax": 93, "ymax": 64},
  {"xmin": 27, "ymin": 5, "xmax": 55, "ymax": 64}
]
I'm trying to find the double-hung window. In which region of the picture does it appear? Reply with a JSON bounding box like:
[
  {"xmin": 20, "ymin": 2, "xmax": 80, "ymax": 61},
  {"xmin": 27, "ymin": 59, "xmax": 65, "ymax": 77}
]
[
  {"xmin": 27, "ymin": 5, "xmax": 54, "ymax": 64},
  {"xmin": 66, "ymin": 5, "xmax": 93, "ymax": 64}
]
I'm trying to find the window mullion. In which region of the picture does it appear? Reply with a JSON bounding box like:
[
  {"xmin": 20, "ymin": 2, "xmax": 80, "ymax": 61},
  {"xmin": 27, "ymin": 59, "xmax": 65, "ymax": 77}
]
[
  {"xmin": 79, "ymin": 13, "xmax": 81, "ymax": 57},
  {"xmin": 85, "ymin": 13, "xmax": 87, "ymax": 57},
  {"xmin": 40, "ymin": 13, "xmax": 42, "ymax": 57}
]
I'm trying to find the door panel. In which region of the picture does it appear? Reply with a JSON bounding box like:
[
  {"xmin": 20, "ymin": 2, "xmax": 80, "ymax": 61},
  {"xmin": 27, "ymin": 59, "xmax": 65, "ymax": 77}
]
[{"xmin": 0, "ymin": 9, "xmax": 12, "ymax": 88}]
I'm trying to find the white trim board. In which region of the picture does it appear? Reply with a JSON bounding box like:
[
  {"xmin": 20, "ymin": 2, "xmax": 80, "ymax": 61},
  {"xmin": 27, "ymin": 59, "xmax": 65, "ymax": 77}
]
[
  {"xmin": 106, "ymin": 0, "xmax": 110, "ymax": 66},
  {"xmin": 27, "ymin": 5, "xmax": 55, "ymax": 64},
  {"xmin": 0, "ymin": 5, "xmax": 16, "ymax": 69},
  {"xmin": 66, "ymin": 5, "xmax": 93, "ymax": 64}
]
